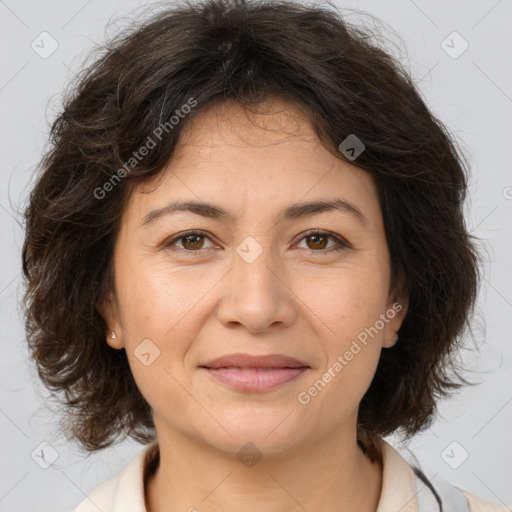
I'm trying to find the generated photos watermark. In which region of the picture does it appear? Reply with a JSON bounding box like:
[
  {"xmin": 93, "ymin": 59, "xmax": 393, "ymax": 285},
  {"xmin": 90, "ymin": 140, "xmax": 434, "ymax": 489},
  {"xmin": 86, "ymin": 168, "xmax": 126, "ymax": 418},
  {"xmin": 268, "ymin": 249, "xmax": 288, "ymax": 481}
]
[
  {"xmin": 297, "ymin": 301, "xmax": 403, "ymax": 405},
  {"xmin": 94, "ymin": 97, "xmax": 198, "ymax": 200}
]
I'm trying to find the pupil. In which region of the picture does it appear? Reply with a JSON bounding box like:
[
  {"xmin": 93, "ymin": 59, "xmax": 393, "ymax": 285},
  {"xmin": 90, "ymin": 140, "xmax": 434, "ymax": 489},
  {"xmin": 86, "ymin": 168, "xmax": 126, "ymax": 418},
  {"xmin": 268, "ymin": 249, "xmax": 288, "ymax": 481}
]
[
  {"xmin": 309, "ymin": 235, "xmax": 327, "ymax": 250},
  {"xmin": 185, "ymin": 235, "xmax": 202, "ymax": 249}
]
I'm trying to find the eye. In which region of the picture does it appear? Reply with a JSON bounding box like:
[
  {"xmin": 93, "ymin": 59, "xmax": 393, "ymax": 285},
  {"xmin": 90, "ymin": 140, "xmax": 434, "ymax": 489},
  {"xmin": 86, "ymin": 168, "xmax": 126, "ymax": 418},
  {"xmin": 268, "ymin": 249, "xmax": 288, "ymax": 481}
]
[
  {"xmin": 164, "ymin": 230, "xmax": 215, "ymax": 253},
  {"xmin": 163, "ymin": 229, "xmax": 349, "ymax": 255},
  {"xmin": 296, "ymin": 229, "xmax": 349, "ymax": 253}
]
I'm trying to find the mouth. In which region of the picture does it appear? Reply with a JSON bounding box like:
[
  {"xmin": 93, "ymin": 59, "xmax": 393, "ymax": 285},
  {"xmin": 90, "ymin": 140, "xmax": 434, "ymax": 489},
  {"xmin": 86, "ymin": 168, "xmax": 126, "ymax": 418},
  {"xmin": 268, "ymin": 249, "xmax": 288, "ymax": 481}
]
[{"xmin": 199, "ymin": 353, "xmax": 310, "ymax": 392}]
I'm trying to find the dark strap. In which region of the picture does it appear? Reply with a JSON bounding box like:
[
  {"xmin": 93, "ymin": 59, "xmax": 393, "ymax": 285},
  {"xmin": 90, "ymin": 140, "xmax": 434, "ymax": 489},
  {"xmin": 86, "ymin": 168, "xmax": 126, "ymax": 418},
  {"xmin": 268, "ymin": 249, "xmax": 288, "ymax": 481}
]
[{"xmin": 413, "ymin": 466, "xmax": 471, "ymax": 512}]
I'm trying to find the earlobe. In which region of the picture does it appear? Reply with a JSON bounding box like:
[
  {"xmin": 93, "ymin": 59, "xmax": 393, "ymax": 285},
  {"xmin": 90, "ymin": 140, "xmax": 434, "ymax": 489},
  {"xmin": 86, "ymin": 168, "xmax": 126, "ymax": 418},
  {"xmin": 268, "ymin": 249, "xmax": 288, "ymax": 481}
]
[
  {"xmin": 383, "ymin": 332, "xmax": 400, "ymax": 349},
  {"xmin": 107, "ymin": 329, "xmax": 124, "ymax": 350},
  {"xmin": 97, "ymin": 294, "xmax": 124, "ymax": 350},
  {"xmin": 383, "ymin": 286, "xmax": 409, "ymax": 349}
]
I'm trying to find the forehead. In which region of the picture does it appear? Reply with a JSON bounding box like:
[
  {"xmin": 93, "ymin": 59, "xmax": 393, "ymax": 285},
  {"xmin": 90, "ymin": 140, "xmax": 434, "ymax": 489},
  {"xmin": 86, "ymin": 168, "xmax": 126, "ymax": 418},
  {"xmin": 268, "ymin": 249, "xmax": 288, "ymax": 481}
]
[{"xmin": 125, "ymin": 97, "xmax": 381, "ymax": 227}]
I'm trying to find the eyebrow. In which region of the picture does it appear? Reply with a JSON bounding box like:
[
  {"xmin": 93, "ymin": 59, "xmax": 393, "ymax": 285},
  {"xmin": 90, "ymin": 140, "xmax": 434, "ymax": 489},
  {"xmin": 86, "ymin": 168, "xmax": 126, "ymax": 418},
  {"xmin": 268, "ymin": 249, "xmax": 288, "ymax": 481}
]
[{"xmin": 140, "ymin": 198, "xmax": 367, "ymax": 227}]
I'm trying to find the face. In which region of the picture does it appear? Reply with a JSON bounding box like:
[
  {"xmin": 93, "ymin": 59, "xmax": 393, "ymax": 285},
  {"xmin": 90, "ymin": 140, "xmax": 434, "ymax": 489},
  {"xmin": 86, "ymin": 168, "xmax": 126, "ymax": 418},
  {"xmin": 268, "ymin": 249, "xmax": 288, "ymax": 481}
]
[{"xmin": 100, "ymin": 97, "xmax": 408, "ymax": 458}]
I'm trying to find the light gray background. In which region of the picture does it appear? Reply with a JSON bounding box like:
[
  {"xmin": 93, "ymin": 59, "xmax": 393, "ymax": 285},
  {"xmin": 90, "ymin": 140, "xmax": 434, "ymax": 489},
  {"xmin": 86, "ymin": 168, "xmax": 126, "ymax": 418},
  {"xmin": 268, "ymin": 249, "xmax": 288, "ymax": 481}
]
[{"xmin": 1, "ymin": 0, "xmax": 511, "ymax": 510}]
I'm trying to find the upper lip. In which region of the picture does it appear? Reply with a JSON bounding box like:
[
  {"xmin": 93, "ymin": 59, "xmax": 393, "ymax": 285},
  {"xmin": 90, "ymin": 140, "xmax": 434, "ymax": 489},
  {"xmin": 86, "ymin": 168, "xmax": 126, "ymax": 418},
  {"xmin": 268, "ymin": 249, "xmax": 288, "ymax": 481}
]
[{"xmin": 200, "ymin": 353, "xmax": 310, "ymax": 369}]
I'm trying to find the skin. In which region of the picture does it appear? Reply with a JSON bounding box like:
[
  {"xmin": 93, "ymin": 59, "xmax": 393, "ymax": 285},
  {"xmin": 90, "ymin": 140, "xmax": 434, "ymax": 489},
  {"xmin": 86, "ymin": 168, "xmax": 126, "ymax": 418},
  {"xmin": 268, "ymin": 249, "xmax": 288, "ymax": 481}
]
[{"xmin": 99, "ymin": 97, "xmax": 408, "ymax": 512}]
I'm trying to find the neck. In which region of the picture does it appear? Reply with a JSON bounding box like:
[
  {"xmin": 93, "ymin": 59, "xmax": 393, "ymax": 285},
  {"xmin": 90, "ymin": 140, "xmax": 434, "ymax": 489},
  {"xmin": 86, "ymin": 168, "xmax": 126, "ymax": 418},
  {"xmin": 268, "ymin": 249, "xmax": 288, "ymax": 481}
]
[{"xmin": 145, "ymin": 428, "xmax": 383, "ymax": 512}]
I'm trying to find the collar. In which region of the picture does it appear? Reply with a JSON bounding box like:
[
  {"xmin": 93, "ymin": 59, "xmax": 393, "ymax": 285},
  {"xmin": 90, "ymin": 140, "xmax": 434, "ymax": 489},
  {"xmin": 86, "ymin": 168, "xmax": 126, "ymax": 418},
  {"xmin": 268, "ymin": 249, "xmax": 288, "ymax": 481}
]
[
  {"xmin": 110, "ymin": 440, "xmax": 158, "ymax": 511},
  {"xmin": 375, "ymin": 437, "xmax": 424, "ymax": 512},
  {"xmin": 105, "ymin": 437, "xmax": 426, "ymax": 512}
]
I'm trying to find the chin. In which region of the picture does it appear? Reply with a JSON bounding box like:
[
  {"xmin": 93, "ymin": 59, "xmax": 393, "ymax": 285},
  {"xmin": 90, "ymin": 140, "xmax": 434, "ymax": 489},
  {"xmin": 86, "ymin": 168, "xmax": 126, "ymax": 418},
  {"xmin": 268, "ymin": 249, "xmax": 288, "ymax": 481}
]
[{"xmin": 198, "ymin": 407, "xmax": 308, "ymax": 458}]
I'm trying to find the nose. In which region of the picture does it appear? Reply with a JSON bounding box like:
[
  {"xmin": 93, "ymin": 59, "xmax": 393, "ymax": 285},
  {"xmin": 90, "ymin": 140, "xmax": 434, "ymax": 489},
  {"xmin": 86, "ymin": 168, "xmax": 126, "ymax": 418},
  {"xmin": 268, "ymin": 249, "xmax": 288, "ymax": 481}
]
[{"xmin": 215, "ymin": 239, "xmax": 297, "ymax": 334}]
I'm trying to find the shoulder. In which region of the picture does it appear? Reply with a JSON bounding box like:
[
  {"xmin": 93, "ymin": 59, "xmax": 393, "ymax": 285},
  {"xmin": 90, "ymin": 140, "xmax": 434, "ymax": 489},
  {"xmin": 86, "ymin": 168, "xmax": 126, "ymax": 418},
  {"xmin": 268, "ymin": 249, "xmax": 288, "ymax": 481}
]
[
  {"xmin": 73, "ymin": 441, "xmax": 158, "ymax": 512},
  {"xmin": 73, "ymin": 470, "xmax": 118, "ymax": 512},
  {"xmin": 377, "ymin": 438, "xmax": 510, "ymax": 512},
  {"xmin": 457, "ymin": 488, "xmax": 511, "ymax": 512}
]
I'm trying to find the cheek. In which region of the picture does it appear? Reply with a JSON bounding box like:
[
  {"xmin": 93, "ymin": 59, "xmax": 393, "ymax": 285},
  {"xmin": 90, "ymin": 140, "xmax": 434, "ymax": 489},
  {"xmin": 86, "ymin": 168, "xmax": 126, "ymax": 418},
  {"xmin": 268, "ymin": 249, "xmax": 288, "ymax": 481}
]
[
  {"xmin": 297, "ymin": 262, "xmax": 389, "ymax": 344},
  {"xmin": 115, "ymin": 252, "xmax": 215, "ymax": 342},
  {"xmin": 295, "ymin": 262, "xmax": 389, "ymax": 397},
  {"xmin": 114, "ymin": 256, "xmax": 221, "ymax": 405},
  {"xmin": 298, "ymin": 291, "xmax": 386, "ymax": 423}
]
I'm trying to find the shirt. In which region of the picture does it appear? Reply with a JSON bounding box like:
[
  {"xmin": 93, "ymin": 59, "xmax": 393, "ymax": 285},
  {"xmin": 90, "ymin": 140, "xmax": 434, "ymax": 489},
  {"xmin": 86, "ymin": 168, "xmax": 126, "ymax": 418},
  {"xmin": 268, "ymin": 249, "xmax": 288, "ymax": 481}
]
[{"xmin": 74, "ymin": 438, "xmax": 509, "ymax": 512}]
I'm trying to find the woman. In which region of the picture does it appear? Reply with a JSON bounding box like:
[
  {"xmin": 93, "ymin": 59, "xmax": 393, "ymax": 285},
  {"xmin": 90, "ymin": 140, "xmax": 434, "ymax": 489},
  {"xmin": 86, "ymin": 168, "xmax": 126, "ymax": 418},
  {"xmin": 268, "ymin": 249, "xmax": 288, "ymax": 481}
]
[{"xmin": 21, "ymin": 0, "xmax": 508, "ymax": 510}]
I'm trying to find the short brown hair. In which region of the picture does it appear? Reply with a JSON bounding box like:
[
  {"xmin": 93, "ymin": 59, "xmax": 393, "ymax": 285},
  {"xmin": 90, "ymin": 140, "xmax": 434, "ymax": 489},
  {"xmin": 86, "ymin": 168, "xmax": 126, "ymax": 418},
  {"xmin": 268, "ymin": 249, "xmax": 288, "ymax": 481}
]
[{"xmin": 21, "ymin": 0, "xmax": 480, "ymax": 455}]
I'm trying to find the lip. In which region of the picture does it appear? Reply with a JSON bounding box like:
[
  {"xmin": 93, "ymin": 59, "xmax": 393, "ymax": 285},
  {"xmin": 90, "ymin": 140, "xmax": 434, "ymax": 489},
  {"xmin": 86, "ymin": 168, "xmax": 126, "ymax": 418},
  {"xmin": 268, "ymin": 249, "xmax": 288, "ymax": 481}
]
[
  {"xmin": 200, "ymin": 353, "xmax": 309, "ymax": 369},
  {"xmin": 199, "ymin": 353, "xmax": 310, "ymax": 392}
]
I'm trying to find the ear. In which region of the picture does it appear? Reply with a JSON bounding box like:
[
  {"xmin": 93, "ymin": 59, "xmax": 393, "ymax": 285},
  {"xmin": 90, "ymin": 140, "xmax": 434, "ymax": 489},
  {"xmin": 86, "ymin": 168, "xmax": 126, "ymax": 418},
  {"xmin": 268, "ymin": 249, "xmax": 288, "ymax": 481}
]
[
  {"xmin": 97, "ymin": 292, "xmax": 125, "ymax": 350},
  {"xmin": 382, "ymin": 277, "xmax": 409, "ymax": 349}
]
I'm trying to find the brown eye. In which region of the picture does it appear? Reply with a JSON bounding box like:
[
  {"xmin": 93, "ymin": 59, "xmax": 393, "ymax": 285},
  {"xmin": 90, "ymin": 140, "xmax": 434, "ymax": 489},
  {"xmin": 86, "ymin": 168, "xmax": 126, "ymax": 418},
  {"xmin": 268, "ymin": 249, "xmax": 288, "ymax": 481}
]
[
  {"xmin": 297, "ymin": 230, "xmax": 348, "ymax": 253},
  {"xmin": 305, "ymin": 233, "xmax": 329, "ymax": 250},
  {"xmin": 165, "ymin": 229, "xmax": 348, "ymax": 255},
  {"xmin": 165, "ymin": 230, "xmax": 215, "ymax": 253},
  {"xmin": 181, "ymin": 234, "xmax": 205, "ymax": 250}
]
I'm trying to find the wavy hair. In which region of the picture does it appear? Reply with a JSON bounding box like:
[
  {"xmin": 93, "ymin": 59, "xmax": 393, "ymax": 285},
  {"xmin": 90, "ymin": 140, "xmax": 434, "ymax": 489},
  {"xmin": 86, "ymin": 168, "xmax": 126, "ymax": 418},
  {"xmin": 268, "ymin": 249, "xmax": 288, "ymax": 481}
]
[{"xmin": 21, "ymin": 0, "xmax": 480, "ymax": 457}]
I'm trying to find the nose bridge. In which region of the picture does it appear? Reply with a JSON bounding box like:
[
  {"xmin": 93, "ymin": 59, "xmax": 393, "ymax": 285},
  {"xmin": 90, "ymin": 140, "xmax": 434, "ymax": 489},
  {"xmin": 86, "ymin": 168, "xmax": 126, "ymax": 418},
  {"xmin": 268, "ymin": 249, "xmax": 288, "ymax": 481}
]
[
  {"xmin": 216, "ymin": 234, "xmax": 296, "ymax": 331},
  {"xmin": 233, "ymin": 234, "xmax": 281, "ymax": 300}
]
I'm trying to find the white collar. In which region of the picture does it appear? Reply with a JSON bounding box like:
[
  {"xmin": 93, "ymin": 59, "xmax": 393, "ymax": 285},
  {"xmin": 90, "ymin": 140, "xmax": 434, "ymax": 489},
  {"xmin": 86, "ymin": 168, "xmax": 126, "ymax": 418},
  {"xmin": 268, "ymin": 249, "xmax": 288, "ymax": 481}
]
[{"xmin": 75, "ymin": 437, "xmax": 486, "ymax": 512}]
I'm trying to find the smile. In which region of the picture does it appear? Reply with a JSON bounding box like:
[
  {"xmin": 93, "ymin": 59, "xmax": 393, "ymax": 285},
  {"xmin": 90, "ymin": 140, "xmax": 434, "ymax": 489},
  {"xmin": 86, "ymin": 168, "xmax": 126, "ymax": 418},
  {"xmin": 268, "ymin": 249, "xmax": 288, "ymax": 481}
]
[{"xmin": 200, "ymin": 367, "xmax": 309, "ymax": 392}]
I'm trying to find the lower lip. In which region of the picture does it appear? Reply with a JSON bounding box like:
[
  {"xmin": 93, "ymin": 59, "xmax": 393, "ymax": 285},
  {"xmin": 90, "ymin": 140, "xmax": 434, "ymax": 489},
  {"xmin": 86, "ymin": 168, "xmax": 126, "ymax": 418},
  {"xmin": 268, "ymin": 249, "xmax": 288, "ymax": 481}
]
[{"xmin": 200, "ymin": 367, "xmax": 308, "ymax": 392}]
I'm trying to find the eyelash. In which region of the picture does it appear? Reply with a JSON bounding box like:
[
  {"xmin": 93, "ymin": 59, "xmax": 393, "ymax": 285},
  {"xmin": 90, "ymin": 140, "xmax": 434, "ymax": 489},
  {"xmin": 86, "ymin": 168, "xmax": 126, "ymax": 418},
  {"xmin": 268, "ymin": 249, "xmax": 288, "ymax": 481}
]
[{"xmin": 163, "ymin": 229, "xmax": 350, "ymax": 255}]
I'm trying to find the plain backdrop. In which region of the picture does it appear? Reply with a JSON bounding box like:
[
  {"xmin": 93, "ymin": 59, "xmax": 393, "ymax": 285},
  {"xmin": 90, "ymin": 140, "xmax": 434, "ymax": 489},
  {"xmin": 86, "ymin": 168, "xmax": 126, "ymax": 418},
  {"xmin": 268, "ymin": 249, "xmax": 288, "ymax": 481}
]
[{"xmin": 0, "ymin": 0, "xmax": 511, "ymax": 510}]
